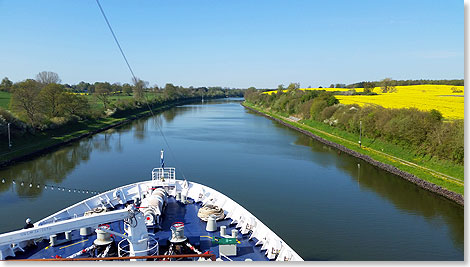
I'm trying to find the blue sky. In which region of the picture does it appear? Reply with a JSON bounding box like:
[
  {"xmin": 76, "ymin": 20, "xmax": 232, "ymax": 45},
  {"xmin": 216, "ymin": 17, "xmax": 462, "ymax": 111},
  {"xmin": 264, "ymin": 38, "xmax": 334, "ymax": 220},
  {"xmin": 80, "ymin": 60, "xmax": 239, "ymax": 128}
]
[{"xmin": 0, "ymin": 0, "xmax": 463, "ymax": 88}]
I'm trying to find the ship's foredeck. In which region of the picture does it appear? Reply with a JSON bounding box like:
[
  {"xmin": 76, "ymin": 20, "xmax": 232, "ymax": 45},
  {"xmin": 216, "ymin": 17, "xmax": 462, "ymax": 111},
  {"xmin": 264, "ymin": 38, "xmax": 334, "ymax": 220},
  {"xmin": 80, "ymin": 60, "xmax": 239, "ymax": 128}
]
[{"xmin": 7, "ymin": 196, "xmax": 268, "ymax": 261}]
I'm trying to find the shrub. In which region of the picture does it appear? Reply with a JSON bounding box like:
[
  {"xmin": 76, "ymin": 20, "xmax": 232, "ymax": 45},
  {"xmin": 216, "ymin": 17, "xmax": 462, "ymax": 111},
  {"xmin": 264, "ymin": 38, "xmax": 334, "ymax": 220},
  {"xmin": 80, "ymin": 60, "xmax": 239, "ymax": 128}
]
[
  {"xmin": 356, "ymin": 105, "xmax": 384, "ymax": 138},
  {"xmin": 299, "ymin": 99, "xmax": 314, "ymax": 119},
  {"xmin": 332, "ymin": 104, "xmax": 359, "ymax": 131},
  {"xmin": 429, "ymin": 109, "xmax": 443, "ymax": 122},
  {"xmin": 310, "ymin": 99, "xmax": 328, "ymax": 120},
  {"xmin": 310, "ymin": 94, "xmax": 338, "ymax": 120},
  {"xmin": 0, "ymin": 108, "xmax": 30, "ymax": 137},
  {"xmin": 427, "ymin": 120, "xmax": 464, "ymax": 164},
  {"xmin": 320, "ymin": 105, "xmax": 340, "ymax": 121}
]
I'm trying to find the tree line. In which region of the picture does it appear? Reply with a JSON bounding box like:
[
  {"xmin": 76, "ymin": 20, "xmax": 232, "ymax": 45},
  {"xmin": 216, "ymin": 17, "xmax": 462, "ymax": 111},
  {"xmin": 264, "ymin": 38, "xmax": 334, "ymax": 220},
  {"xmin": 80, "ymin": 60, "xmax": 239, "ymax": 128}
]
[
  {"xmin": 245, "ymin": 85, "xmax": 464, "ymax": 164},
  {"xmin": 0, "ymin": 72, "xmax": 244, "ymax": 139},
  {"xmin": 323, "ymin": 78, "xmax": 463, "ymax": 91},
  {"xmin": 265, "ymin": 78, "xmax": 463, "ymax": 93},
  {"xmin": 335, "ymin": 78, "xmax": 464, "ymax": 89}
]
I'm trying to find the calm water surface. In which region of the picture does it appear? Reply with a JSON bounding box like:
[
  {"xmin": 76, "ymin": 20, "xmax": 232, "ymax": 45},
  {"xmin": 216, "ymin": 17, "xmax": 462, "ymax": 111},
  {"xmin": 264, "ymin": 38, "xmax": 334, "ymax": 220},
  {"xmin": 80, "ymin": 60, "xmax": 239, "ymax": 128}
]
[{"xmin": 0, "ymin": 98, "xmax": 463, "ymax": 260}]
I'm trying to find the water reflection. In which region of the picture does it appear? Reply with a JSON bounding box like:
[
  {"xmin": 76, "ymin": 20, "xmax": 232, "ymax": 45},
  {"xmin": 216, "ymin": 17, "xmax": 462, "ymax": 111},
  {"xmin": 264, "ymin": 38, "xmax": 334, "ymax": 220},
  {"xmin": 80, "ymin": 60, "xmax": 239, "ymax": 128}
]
[
  {"xmin": 0, "ymin": 129, "xmax": 128, "ymax": 197},
  {"xmin": 134, "ymin": 119, "xmax": 146, "ymax": 141},
  {"xmin": 293, "ymin": 133, "xmax": 464, "ymax": 252},
  {"xmin": 162, "ymin": 106, "xmax": 178, "ymax": 123},
  {"xmin": 0, "ymin": 141, "xmax": 92, "ymax": 197}
]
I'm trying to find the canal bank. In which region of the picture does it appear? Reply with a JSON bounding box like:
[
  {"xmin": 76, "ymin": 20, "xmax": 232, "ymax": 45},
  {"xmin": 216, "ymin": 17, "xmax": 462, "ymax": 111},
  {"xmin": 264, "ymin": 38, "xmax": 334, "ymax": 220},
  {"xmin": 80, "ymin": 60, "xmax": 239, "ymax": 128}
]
[
  {"xmin": 241, "ymin": 102, "xmax": 464, "ymax": 206},
  {"xmin": 0, "ymin": 97, "xmax": 221, "ymax": 168}
]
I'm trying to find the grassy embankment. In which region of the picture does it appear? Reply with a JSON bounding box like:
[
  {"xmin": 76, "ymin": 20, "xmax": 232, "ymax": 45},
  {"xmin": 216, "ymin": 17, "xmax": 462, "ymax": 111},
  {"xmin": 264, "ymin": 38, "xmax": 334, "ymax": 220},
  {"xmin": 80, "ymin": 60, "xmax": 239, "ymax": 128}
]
[
  {"xmin": 0, "ymin": 92, "xmax": 197, "ymax": 165},
  {"xmin": 243, "ymin": 101, "xmax": 464, "ymax": 196}
]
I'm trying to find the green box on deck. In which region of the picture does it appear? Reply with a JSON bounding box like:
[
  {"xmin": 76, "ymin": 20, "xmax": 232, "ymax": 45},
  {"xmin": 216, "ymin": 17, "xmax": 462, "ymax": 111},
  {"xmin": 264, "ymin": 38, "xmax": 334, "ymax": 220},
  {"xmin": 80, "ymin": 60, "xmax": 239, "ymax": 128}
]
[{"xmin": 218, "ymin": 238, "xmax": 237, "ymax": 245}]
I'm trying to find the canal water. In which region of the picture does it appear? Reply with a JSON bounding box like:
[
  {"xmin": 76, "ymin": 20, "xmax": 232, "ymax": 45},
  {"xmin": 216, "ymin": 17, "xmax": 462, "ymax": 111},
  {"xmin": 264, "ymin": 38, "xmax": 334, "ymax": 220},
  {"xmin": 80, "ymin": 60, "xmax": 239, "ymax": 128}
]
[{"xmin": 0, "ymin": 98, "xmax": 463, "ymax": 260}]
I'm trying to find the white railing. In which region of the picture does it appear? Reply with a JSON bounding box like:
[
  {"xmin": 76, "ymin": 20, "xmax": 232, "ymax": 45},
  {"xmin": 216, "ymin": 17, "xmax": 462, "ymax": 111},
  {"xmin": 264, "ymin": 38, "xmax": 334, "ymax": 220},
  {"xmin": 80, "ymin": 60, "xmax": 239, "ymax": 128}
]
[
  {"xmin": 118, "ymin": 234, "xmax": 159, "ymax": 257},
  {"xmin": 152, "ymin": 168, "xmax": 176, "ymax": 184}
]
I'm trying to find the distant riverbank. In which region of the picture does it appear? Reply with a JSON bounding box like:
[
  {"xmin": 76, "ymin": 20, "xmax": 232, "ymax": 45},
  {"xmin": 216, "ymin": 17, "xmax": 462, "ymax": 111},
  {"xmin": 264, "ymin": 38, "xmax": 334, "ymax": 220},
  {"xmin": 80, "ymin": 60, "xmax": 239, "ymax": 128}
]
[{"xmin": 242, "ymin": 102, "xmax": 464, "ymax": 206}]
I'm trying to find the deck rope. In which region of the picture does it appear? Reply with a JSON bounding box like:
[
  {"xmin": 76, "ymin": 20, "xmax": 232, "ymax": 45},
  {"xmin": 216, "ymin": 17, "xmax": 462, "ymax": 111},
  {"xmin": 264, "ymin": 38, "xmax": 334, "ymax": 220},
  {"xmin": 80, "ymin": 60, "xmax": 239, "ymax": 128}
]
[{"xmin": 197, "ymin": 204, "xmax": 225, "ymax": 221}]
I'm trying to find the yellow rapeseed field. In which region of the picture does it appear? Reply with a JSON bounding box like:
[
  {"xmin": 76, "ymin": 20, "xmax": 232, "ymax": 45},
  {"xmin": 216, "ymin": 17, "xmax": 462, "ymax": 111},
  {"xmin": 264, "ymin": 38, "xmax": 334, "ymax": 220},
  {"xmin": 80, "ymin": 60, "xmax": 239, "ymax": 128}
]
[
  {"xmin": 334, "ymin": 85, "xmax": 464, "ymax": 120},
  {"xmin": 265, "ymin": 85, "xmax": 464, "ymax": 119}
]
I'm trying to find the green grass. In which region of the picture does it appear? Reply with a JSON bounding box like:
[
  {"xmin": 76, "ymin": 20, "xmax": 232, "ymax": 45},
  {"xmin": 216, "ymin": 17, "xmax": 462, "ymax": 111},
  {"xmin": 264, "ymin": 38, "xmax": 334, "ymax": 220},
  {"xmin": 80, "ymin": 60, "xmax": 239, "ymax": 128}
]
[
  {"xmin": 0, "ymin": 91, "xmax": 11, "ymax": 109},
  {"xmin": 244, "ymin": 102, "xmax": 464, "ymax": 196}
]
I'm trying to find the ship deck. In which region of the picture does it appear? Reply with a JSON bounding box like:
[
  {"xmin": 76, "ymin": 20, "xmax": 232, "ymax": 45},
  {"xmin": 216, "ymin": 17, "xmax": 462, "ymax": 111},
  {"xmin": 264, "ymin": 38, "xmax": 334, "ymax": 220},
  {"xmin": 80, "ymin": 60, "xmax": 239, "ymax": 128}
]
[{"xmin": 6, "ymin": 196, "xmax": 268, "ymax": 261}]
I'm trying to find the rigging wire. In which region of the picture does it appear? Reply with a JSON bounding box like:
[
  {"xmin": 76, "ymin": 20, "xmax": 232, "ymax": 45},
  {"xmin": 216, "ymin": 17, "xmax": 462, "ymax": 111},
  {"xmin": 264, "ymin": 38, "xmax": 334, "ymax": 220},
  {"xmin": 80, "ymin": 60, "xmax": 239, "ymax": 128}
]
[
  {"xmin": 95, "ymin": 0, "xmax": 136, "ymax": 79},
  {"xmin": 94, "ymin": 0, "xmax": 188, "ymax": 181}
]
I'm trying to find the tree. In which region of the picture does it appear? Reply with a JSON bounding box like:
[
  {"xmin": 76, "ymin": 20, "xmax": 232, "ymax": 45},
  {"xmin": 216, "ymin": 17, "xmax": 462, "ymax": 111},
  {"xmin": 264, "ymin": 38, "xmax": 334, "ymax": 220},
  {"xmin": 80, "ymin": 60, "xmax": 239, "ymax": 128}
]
[
  {"xmin": 363, "ymin": 82, "xmax": 375, "ymax": 94},
  {"xmin": 246, "ymin": 87, "xmax": 256, "ymax": 92},
  {"xmin": 75, "ymin": 81, "xmax": 91, "ymax": 93},
  {"xmin": 58, "ymin": 93, "xmax": 90, "ymax": 118},
  {"xmin": 164, "ymin": 83, "xmax": 178, "ymax": 99},
  {"xmin": 0, "ymin": 77, "xmax": 13, "ymax": 92},
  {"xmin": 36, "ymin": 71, "xmax": 61, "ymax": 85},
  {"xmin": 10, "ymin": 79, "xmax": 42, "ymax": 126},
  {"xmin": 39, "ymin": 83, "xmax": 66, "ymax": 118},
  {"xmin": 287, "ymin": 82, "xmax": 300, "ymax": 92},
  {"xmin": 276, "ymin": 84, "xmax": 285, "ymax": 95},
  {"xmin": 132, "ymin": 77, "xmax": 148, "ymax": 101},
  {"xmin": 111, "ymin": 82, "xmax": 122, "ymax": 93},
  {"xmin": 150, "ymin": 85, "xmax": 160, "ymax": 95},
  {"xmin": 94, "ymin": 82, "xmax": 112, "ymax": 109},
  {"xmin": 151, "ymin": 85, "xmax": 160, "ymax": 94},
  {"xmin": 329, "ymin": 84, "xmax": 335, "ymax": 88},
  {"xmin": 87, "ymin": 84, "xmax": 95, "ymax": 94},
  {"xmin": 122, "ymin": 83, "xmax": 132, "ymax": 96},
  {"xmin": 380, "ymin": 78, "xmax": 396, "ymax": 93}
]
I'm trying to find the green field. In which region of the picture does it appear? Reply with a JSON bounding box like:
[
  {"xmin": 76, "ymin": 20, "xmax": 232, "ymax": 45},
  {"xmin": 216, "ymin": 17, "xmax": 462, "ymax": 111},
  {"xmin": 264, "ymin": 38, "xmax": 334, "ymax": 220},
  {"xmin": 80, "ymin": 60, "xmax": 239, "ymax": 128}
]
[{"xmin": 0, "ymin": 91, "xmax": 10, "ymax": 109}]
